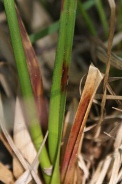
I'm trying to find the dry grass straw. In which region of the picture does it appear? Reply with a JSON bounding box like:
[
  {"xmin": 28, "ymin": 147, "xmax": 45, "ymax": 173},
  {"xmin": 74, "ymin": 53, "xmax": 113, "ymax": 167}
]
[
  {"xmin": 96, "ymin": 0, "xmax": 116, "ymax": 130},
  {"xmin": 0, "ymin": 96, "xmax": 49, "ymax": 183}
]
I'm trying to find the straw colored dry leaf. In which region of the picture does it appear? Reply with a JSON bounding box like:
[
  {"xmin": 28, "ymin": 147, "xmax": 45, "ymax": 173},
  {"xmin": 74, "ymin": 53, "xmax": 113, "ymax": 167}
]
[
  {"xmin": 84, "ymin": 124, "xmax": 97, "ymax": 132},
  {"xmin": 61, "ymin": 65, "xmax": 103, "ymax": 184},
  {"xmin": 79, "ymin": 74, "xmax": 86, "ymax": 96},
  {"xmin": 95, "ymin": 0, "xmax": 116, "ymax": 133},
  {"xmin": 103, "ymin": 124, "xmax": 120, "ymax": 142},
  {"xmin": 15, "ymin": 131, "xmax": 49, "ymax": 184},
  {"xmin": 13, "ymin": 97, "xmax": 38, "ymax": 178},
  {"xmin": 17, "ymin": 169, "xmax": 43, "ymax": 184},
  {"xmin": 90, "ymin": 160, "xmax": 104, "ymax": 184},
  {"xmin": 15, "ymin": 168, "xmax": 42, "ymax": 184},
  {"xmin": 0, "ymin": 95, "xmax": 49, "ymax": 183},
  {"xmin": 112, "ymin": 107, "xmax": 122, "ymax": 112},
  {"xmin": 1, "ymin": 125, "xmax": 42, "ymax": 184},
  {"xmin": 108, "ymin": 77, "xmax": 122, "ymax": 82},
  {"xmin": 0, "ymin": 97, "xmax": 35, "ymax": 182},
  {"xmin": 109, "ymin": 150, "xmax": 121, "ymax": 184},
  {"xmin": 95, "ymin": 156, "xmax": 112, "ymax": 184},
  {"xmin": 105, "ymin": 32, "xmax": 122, "ymax": 48},
  {"xmin": 0, "ymin": 162, "xmax": 14, "ymax": 184},
  {"xmin": 78, "ymin": 154, "xmax": 89, "ymax": 179},
  {"xmin": 95, "ymin": 94, "xmax": 122, "ymax": 100},
  {"xmin": 114, "ymin": 124, "xmax": 122, "ymax": 148},
  {"xmin": 116, "ymin": 168, "xmax": 122, "ymax": 183},
  {"xmin": 15, "ymin": 170, "xmax": 33, "ymax": 184},
  {"xmin": 0, "ymin": 97, "xmax": 29, "ymax": 167}
]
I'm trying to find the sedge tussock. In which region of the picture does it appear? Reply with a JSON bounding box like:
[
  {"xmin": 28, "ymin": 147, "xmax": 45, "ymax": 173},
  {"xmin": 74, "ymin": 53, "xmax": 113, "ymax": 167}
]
[{"xmin": 0, "ymin": 1, "xmax": 122, "ymax": 183}]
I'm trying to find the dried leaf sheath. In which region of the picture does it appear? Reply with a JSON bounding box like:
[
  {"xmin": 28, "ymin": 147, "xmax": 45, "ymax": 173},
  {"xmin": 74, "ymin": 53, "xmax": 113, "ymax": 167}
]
[
  {"xmin": 16, "ymin": 8, "xmax": 48, "ymax": 132},
  {"xmin": 61, "ymin": 65, "xmax": 103, "ymax": 183}
]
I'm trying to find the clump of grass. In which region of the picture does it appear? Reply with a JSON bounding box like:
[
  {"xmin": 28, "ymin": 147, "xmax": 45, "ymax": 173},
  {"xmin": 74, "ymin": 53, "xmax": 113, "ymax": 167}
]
[{"xmin": 0, "ymin": 0, "xmax": 122, "ymax": 184}]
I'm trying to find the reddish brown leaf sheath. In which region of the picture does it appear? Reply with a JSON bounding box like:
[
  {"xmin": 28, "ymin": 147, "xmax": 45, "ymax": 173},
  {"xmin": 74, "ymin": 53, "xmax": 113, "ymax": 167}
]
[
  {"xmin": 16, "ymin": 8, "xmax": 48, "ymax": 132},
  {"xmin": 61, "ymin": 90, "xmax": 92, "ymax": 182},
  {"xmin": 61, "ymin": 65, "xmax": 103, "ymax": 183}
]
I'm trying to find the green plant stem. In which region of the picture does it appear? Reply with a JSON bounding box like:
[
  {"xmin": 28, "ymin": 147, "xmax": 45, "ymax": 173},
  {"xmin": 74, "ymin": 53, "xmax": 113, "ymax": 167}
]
[
  {"xmin": 78, "ymin": 1, "xmax": 97, "ymax": 36},
  {"xmin": 30, "ymin": 21, "xmax": 59, "ymax": 43},
  {"xmin": 95, "ymin": 0, "xmax": 108, "ymax": 38},
  {"xmin": 29, "ymin": 0, "xmax": 96, "ymax": 44},
  {"xmin": 48, "ymin": 0, "xmax": 77, "ymax": 183},
  {"xmin": 83, "ymin": 0, "xmax": 96, "ymax": 9},
  {"xmin": 4, "ymin": 0, "xmax": 51, "ymax": 183}
]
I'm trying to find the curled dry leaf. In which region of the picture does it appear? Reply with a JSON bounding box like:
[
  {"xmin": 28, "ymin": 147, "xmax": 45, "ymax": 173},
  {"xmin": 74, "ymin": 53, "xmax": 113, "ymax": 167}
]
[{"xmin": 61, "ymin": 65, "xmax": 103, "ymax": 184}]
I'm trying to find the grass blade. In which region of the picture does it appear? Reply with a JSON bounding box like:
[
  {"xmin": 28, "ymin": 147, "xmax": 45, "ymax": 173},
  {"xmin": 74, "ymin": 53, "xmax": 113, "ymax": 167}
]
[
  {"xmin": 30, "ymin": 21, "xmax": 59, "ymax": 44},
  {"xmin": 78, "ymin": 1, "xmax": 97, "ymax": 36},
  {"xmin": 48, "ymin": 0, "xmax": 77, "ymax": 182},
  {"xmin": 95, "ymin": 0, "xmax": 108, "ymax": 38},
  {"xmin": 3, "ymin": 0, "xmax": 51, "ymax": 183}
]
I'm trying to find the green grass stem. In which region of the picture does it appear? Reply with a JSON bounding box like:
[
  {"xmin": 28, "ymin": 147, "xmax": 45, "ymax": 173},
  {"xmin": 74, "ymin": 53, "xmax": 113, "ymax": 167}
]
[
  {"xmin": 30, "ymin": 21, "xmax": 59, "ymax": 44},
  {"xmin": 78, "ymin": 1, "xmax": 97, "ymax": 36},
  {"xmin": 95, "ymin": 0, "xmax": 108, "ymax": 38},
  {"xmin": 29, "ymin": 0, "xmax": 96, "ymax": 44},
  {"xmin": 48, "ymin": 0, "xmax": 77, "ymax": 183},
  {"xmin": 4, "ymin": 0, "xmax": 51, "ymax": 183},
  {"xmin": 83, "ymin": 0, "xmax": 96, "ymax": 9}
]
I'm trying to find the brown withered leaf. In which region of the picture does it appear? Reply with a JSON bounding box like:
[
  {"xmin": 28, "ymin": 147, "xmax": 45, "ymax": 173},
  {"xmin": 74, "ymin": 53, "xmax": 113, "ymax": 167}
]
[
  {"xmin": 61, "ymin": 65, "xmax": 103, "ymax": 184},
  {"xmin": 16, "ymin": 7, "xmax": 48, "ymax": 133}
]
